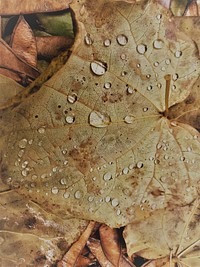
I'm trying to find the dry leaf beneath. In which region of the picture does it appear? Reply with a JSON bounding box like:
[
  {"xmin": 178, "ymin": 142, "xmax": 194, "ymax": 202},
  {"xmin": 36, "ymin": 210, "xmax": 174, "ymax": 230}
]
[
  {"xmin": 10, "ymin": 16, "xmax": 37, "ymax": 68},
  {"xmin": 0, "ymin": 0, "xmax": 72, "ymax": 15}
]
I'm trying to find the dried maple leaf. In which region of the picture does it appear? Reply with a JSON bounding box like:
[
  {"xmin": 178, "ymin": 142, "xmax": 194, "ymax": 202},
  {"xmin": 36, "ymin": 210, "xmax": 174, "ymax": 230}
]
[
  {"xmin": 124, "ymin": 199, "xmax": 200, "ymax": 267},
  {"xmin": 0, "ymin": 0, "xmax": 199, "ymax": 264}
]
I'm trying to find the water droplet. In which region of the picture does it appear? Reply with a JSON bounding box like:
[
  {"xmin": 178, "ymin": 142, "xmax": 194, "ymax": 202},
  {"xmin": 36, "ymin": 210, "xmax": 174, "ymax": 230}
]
[
  {"xmin": 172, "ymin": 73, "xmax": 179, "ymax": 81},
  {"xmin": 116, "ymin": 34, "xmax": 128, "ymax": 46},
  {"xmin": 22, "ymin": 161, "xmax": 28, "ymax": 168},
  {"xmin": 164, "ymin": 155, "xmax": 169, "ymax": 160},
  {"xmin": 60, "ymin": 178, "xmax": 67, "ymax": 185},
  {"xmin": 62, "ymin": 149, "xmax": 67, "ymax": 155},
  {"xmin": 88, "ymin": 196, "xmax": 94, "ymax": 202},
  {"xmin": 165, "ymin": 59, "xmax": 171, "ymax": 65},
  {"xmin": 104, "ymin": 82, "xmax": 111, "ymax": 89},
  {"xmin": 136, "ymin": 63, "xmax": 141, "ymax": 68},
  {"xmin": 90, "ymin": 61, "xmax": 107, "ymax": 76},
  {"xmin": 147, "ymin": 85, "xmax": 153, "ymax": 91},
  {"xmin": 136, "ymin": 44, "xmax": 147, "ymax": 54},
  {"xmin": 151, "ymin": 203, "xmax": 157, "ymax": 210},
  {"xmin": 18, "ymin": 139, "xmax": 27, "ymax": 149},
  {"xmin": 123, "ymin": 167, "xmax": 129, "ymax": 175},
  {"xmin": 143, "ymin": 107, "xmax": 148, "ymax": 112},
  {"xmin": 172, "ymin": 85, "xmax": 176, "ymax": 90},
  {"xmin": 124, "ymin": 115, "xmax": 134, "ymax": 124},
  {"xmin": 156, "ymin": 14, "xmax": 162, "ymax": 20},
  {"xmin": 149, "ymin": 156, "xmax": 154, "ymax": 161},
  {"xmin": 175, "ymin": 50, "xmax": 182, "ymax": 58},
  {"xmin": 63, "ymin": 160, "xmax": 68, "ymax": 166},
  {"xmin": 160, "ymin": 176, "xmax": 166, "ymax": 183},
  {"xmin": 116, "ymin": 209, "xmax": 121, "ymax": 215},
  {"xmin": 127, "ymin": 86, "xmax": 133, "ymax": 94},
  {"xmin": 146, "ymin": 74, "xmax": 151, "ymax": 79},
  {"xmin": 120, "ymin": 53, "xmax": 126, "ymax": 60},
  {"xmin": 104, "ymin": 39, "xmax": 111, "ymax": 47},
  {"xmin": 89, "ymin": 111, "xmax": 111, "ymax": 128},
  {"xmin": 153, "ymin": 39, "xmax": 164, "ymax": 49},
  {"xmin": 63, "ymin": 192, "xmax": 70, "ymax": 198},
  {"xmin": 129, "ymin": 163, "xmax": 135, "ymax": 170},
  {"xmin": 111, "ymin": 198, "xmax": 119, "ymax": 207},
  {"xmin": 157, "ymin": 143, "xmax": 162, "ymax": 149},
  {"xmin": 170, "ymin": 121, "xmax": 177, "ymax": 127},
  {"xmin": 65, "ymin": 115, "xmax": 75, "ymax": 124},
  {"xmin": 38, "ymin": 127, "xmax": 45, "ymax": 134},
  {"xmin": 22, "ymin": 169, "xmax": 28, "ymax": 177},
  {"xmin": 74, "ymin": 190, "xmax": 82, "ymax": 199},
  {"xmin": 67, "ymin": 93, "xmax": 77, "ymax": 104},
  {"xmin": 121, "ymin": 71, "xmax": 127, "ymax": 76},
  {"xmin": 51, "ymin": 187, "xmax": 59, "ymax": 194},
  {"xmin": 193, "ymin": 135, "xmax": 198, "ymax": 139},
  {"xmin": 7, "ymin": 177, "xmax": 12, "ymax": 183},
  {"xmin": 92, "ymin": 176, "xmax": 97, "ymax": 181},
  {"xmin": 157, "ymin": 83, "xmax": 162, "ymax": 88},
  {"xmin": 137, "ymin": 161, "xmax": 144, "ymax": 168},
  {"xmin": 84, "ymin": 34, "xmax": 93, "ymax": 45},
  {"xmin": 105, "ymin": 196, "xmax": 111, "ymax": 202},
  {"xmin": 187, "ymin": 147, "xmax": 192, "ymax": 152},
  {"xmin": 180, "ymin": 156, "xmax": 185, "ymax": 161},
  {"xmin": 103, "ymin": 172, "xmax": 112, "ymax": 181},
  {"xmin": 52, "ymin": 167, "xmax": 58, "ymax": 172},
  {"xmin": 154, "ymin": 61, "xmax": 159, "ymax": 67},
  {"xmin": 161, "ymin": 66, "xmax": 166, "ymax": 71}
]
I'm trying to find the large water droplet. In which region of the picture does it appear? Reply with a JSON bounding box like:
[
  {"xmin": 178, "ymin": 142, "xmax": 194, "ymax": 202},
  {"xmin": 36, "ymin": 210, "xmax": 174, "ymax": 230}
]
[
  {"xmin": 90, "ymin": 61, "xmax": 107, "ymax": 76},
  {"xmin": 116, "ymin": 34, "xmax": 128, "ymax": 46},
  {"xmin": 136, "ymin": 44, "xmax": 147, "ymax": 55},
  {"xmin": 89, "ymin": 111, "xmax": 111, "ymax": 128},
  {"xmin": 18, "ymin": 139, "xmax": 27, "ymax": 149},
  {"xmin": 153, "ymin": 39, "xmax": 164, "ymax": 49}
]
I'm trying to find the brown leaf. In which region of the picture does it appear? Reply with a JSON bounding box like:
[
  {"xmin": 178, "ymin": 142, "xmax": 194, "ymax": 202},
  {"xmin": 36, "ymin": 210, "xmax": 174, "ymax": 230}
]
[
  {"xmin": 0, "ymin": 0, "xmax": 72, "ymax": 15},
  {"xmin": 87, "ymin": 238, "xmax": 115, "ymax": 267},
  {"xmin": 57, "ymin": 221, "xmax": 95, "ymax": 266},
  {"xmin": 0, "ymin": 38, "xmax": 39, "ymax": 84},
  {"xmin": 10, "ymin": 16, "xmax": 37, "ymax": 68},
  {"xmin": 99, "ymin": 224, "xmax": 121, "ymax": 266},
  {"xmin": 185, "ymin": 0, "xmax": 199, "ymax": 16},
  {"xmin": 36, "ymin": 36, "xmax": 74, "ymax": 59}
]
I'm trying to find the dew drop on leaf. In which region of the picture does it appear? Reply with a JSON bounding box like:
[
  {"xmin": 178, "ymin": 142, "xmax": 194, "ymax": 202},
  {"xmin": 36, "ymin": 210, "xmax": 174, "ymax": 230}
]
[
  {"xmin": 65, "ymin": 115, "xmax": 75, "ymax": 124},
  {"xmin": 67, "ymin": 93, "xmax": 77, "ymax": 104},
  {"xmin": 18, "ymin": 139, "xmax": 28, "ymax": 148},
  {"xmin": 90, "ymin": 61, "xmax": 107, "ymax": 76},
  {"xmin": 89, "ymin": 111, "xmax": 111, "ymax": 128},
  {"xmin": 104, "ymin": 82, "xmax": 111, "ymax": 89},
  {"xmin": 136, "ymin": 44, "xmax": 147, "ymax": 54},
  {"xmin": 153, "ymin": 39, "xmax": 164, "ymax": 49},
  {"xmin": 116, "ymin": 34, "xmax": 128, "ymax": 46},
  {"xmin": 174, "ymin": 50, "xmax": 182, "ymax": 58},
  {"xmin": 84, "ymin": 33, "xmax": 93, "ymax": 45},
  {"xmin": 104, "ymin": 39, "xmax": 111, "ymax": 47}
]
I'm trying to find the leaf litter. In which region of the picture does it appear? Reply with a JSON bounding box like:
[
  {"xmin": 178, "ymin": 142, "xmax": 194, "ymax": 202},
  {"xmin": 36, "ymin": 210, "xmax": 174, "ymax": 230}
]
[{"xmin": 0, "ymin": 0, "xmax": 199, "ymax": 266}]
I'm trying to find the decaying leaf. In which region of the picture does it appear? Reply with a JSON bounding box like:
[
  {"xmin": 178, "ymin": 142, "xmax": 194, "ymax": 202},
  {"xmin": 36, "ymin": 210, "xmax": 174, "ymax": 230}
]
[
  {"xmin": 124, "ymin": 199, "xmax": 200, "ymax": 267},
  {"xmin": 0, "ymin": 0, "xmax": 199, "ymax": 264}
]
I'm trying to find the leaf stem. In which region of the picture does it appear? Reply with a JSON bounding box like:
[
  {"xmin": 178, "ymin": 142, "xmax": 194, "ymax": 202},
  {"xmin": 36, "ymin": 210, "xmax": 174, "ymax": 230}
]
[{"xmin": 164, "ymin": 74, "xmax": 171, "ymax": 117}]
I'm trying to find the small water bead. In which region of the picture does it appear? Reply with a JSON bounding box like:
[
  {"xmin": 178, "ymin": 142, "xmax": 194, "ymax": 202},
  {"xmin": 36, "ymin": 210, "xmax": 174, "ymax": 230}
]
[
  {"xmin": 172, "ymin": 73, "xmax": 179, "ymax": 81},
  {"xmin": 154, "ymin": 61, "xmax": 159, "ymax": 67},
  {"xmin": 89, "ymin": 111, "xmax": 111, "ymax": 128},
  {"xmin": 136, "ymin": 63, "xmax": 141, "ymax": 68},
  {"xmin": 123, "ymin": 167, "xmax": 129, "ymax": 175},
  {"xmin": 105, "ymin": 196, "xmax": 111, "ymax": 202},
  {"xmin": 22, "ymin": 169, "xmax": 28, "ymax": 177},
  {"xmin": 92, "ymin": 176, "xmax": 97, "ymax": 181},
  {"xmin": 187, "ymin": 147, "xmax": 192, "ymax": 152},
  {"xmin": 116, "ymin": 34, "xmax": 128, "ymax": 46},
  {"xmin": 136, "ymin": 44, "xmax": 147, "ymax": 55},
  {"xmin": 127, "ymin": 86, "xmax": 134, "ymax": 94},
  {"xmin": 60, "ymin": 178, "xmax": 67, "ymax": 185},
  {"xmin": 121, "ymin": 71, "xmax": 127, "ymax": 76},
  {"xmin": 22, "ymin": 161, "xmax": 28, "ymax": 168},
  {"xmin": 103, "ymin": 172, "xmax": 112, "ymax": 181},
  {"xmin": 143, "ymin": 107, "xmax": 148, "ymax": 112},
  {"xmin": 104, "ymin": 82, "xmax": 111, "ymax": 89},
  {"xmin": 151, "ymin": 203, "xmax": 157, "ymax": 210},
  {"xmin": 161, "ymin": 67, "xmax": 166, "ymax": 72},
  {"xmin": 32, "ymin": 174, "xmax": 38, "ymax": 180},
  {"xmin": 156, "ymin": 14, "xmax": 162, "ymax": 20},
  {"xmin": 120, "ymin": 53, "xmax": 126, "ymax": 60},
  {"xmin": 153, "ymin": 39, "xmax": 164, "ymax": 49},
  {"xmin": 172, "ymin": 85, "xmax": 176, "ymax": 90},
  {"xmin": 160, "ymin": 176, "xmax": 167, "ymax": 183},
  {"xmin": 165, "ymin": 59, "xmax": 171, "ymax": 65},
  {"xmin": 88, "ymin": 196, "xmax": 94, "ymax": 202},
  {"xmin": 104, "ymin": 39, "xmax": 111, "ymax": 47},
  {"xmin": 18, "ymin": 139, "xmax": 28, "ymax": 149},
  {"xmin": 63, "ymin": 192, "xmax": 70, "ymax": 199},
  {"xmin": 84, "ymin": 34, "xmax": 93, "ymax": 45},
  {"xmin": 51, "ymin": 187, "xmax": 59, "ymax": 194},
  {"xmin": 90, "ymin": 61, "xmax": 107, "ymax": 76},
  {"xmin": 65, "ymin": 115, "xmax": 75, "ymax": 124},
  {"xmin": 137, "ymin": 161, "xmax": 144, "ymax": 168},
  {"xmin": 38, "ymin": 127, "xmax": 45, "ymax": 134},
  {"xmin": 74, "ymin": 190, "xmax": 82, "ymax": 199},
  {"xmin": 111, "ymin": 198, "xmax": 119, "ymax": 207},
  {"xmin": 116, "ymin": 209, "xmax": 121, "ymax": 216},
  {"xmin": 67, "ymin": 93, "xmax": 77, "ymax": 104},
  {"xmin": 52, "ymin": 167, "xmax": 58, "ymax": 172},
  {"xmin": 147, "ymin": 85, "xmax": 153, "ymax": 91},
  {"xmin": 7, "ymin": 177, "xmax": 12, "ymax": 183},
  {"xmin": 63, "ymin": 160, "xmax": 68, "ymax": 166},
  {"xmin": 146, "ymin": 74, "xmax": 151, "ymax": 79},
  {"xmin": 124, "ymin": 115, "xmax": 134, "ymax": 124},
  {"xmin": 157, "ymin": 83, "xmax": 162, "ymax": 89},
  {"xmin": 129, "ymin": 163, "xmax": 135, "ymax": 170},
  {"xmin": 62, "ymin": 149, "xmax": 67, "ymax": 155},
  {"xmin": 193, "ymin": 135, "xmax": 198, "ymax": 139},
  {"xmin": 174, "ymin": 50, "xmax": 182, "ymax": 58},
  {"xmin": 180, "ymin": 156, "xmax": 185, "ymax": 161}
]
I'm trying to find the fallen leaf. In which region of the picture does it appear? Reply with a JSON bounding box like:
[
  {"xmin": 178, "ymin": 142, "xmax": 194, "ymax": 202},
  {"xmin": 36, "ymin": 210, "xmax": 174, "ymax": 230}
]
[
  {"xmin": 0, "ymin": 0, "xmax": 199, "ymax": 264},
  {"xmin": 123, "ymin": 199, "xmax": 200, "ymax": 266},
  {"xmin": 10, "ymin": 16, "xmax": 37, "ymax": 68},
  {"xmin": 57, "ymin": 221, "xmax": 95, "ymax": 266},
  {"xmin": 0, "ymin": 0, "xmax": 72, "ymax": 15},
  {"xmin": 0, "ymin": 38, "xmax": 39, "ymax": 84}
]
